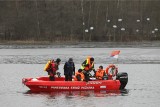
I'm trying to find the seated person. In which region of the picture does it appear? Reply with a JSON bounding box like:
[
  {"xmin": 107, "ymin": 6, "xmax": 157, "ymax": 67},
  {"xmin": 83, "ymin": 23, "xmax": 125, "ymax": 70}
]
[
  {"xmin": 74, "ymin": 69, "xmax": 85, "ymax": 81},
  {"xmin": 95, "ymin": 66, "xmax": 107, "ymax": 80},
  {"xmin": 106, "ymin": 64, "xmax": 118, "ymax": 80}
]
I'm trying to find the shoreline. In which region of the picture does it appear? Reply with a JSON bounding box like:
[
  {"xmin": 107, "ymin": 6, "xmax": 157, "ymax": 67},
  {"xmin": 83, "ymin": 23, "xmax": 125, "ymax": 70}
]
[{"xmin": 0, "ymin": 40, "xmax": 160, "ymax": 48}]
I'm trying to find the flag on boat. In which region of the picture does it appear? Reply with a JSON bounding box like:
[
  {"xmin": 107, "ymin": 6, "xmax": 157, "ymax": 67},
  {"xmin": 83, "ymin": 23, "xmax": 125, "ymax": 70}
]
[{"xmin": 110, "ymin": 50, "xmax": 120, "ymax": 58}]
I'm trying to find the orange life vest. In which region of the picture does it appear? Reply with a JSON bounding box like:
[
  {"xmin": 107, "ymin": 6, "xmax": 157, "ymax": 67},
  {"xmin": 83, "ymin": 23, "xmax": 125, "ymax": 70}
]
[
  {"xmin": 74, "ymin": 72, "xmax": 85, "ymax": 81},
  {"xmin": 106, "ymin": 64, "xmax": 118, "ymax": 80},
  {"xmin": 96, "ymin": 69, "xmax": 105, "ymax": 80}
]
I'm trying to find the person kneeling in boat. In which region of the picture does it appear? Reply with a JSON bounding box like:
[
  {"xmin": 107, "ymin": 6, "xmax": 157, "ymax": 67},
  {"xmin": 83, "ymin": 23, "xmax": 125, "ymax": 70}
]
[
  {"xmin": 95, "ymin": 66, "xmax": 107, "ymax": 80},
  {"xmin": 45, "ymin": 58, "xmax": 61, "ymax": 81},
  {"xmin": 105, "ymin": 64, "xmax": 118, "ymax": 80},
  {"xmin": 74, "ymin": 69, "xmax": 85, "ymax": 81},
  {"xmin": 81, "ymin": 57, "xmax": 95, "ymax": 82}
]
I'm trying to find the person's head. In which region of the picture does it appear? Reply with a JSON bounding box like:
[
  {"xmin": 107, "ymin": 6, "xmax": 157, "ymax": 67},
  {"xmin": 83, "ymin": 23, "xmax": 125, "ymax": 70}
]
[
  {"xmin": 68, "ymin": 58, "xmax": 73, "ymax": 63},
  {"xmin": 56, "ymin": 58, "xmax": 61, "ymax": 65},
  {"xmin": 99, "ymin": 65, "xmax": 103, "ymax": 69},
  {"xmin": 78, "ymin": 69, "xmax": 83, "ymax": 73},
  {"xmin": 90, "ymin": 57, "xmax": 94, "ymax": 63}
]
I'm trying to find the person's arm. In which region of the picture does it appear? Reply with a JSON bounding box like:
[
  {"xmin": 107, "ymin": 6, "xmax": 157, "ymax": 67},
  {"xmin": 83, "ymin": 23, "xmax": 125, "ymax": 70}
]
[
  {"xmin": 73, "ymin": 62, "xmax": 75, "ymax": 75},
  {"xmin": 115, "ymin": 68, "xmax": 118, "ymax": 75},
  {"xmin": 56, "ymin": 64, "xmax": 59, "ymax": 70},
  {"xmin": 64, "ymin": 62, "xmax": 67, "ymax": 75},
  {"xmin": 92, "ymin": 64, "xmax": 95, "ymax": 72},
  {"xmin": 82, "ymin": 60, "xmax": 87, "ymax": 67},
  {"xmin": 92, "ymin": 64, "xmax": 94, "ymax": 69},
  {"xmin": 103, "ymin": 71, "xmax": 106, "ymax": 76},
  {"xmin": 81, "ymin": 60, "xmax": 88, "ymax": 70}
]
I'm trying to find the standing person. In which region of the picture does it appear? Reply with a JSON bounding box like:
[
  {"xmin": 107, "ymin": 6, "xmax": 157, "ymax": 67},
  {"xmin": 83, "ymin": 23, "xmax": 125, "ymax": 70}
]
[
  {"xmin": 64, "ymin": 58, "xmax": 75, "ymax": 81},
  {"xmin": 106, "ymin": 64, "xmax": 118, "ymax": 80},
  {"xmin": 81, "ymin": 57, "xmax": 95, "ymax": 82},
  {"xmin": 49, "ymin": 58, "xmax": 61, "ymax": 81}
]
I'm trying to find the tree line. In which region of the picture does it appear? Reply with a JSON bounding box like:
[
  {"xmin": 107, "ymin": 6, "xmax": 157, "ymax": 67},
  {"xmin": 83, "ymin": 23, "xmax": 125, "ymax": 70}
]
[{"xmin": 0, "ymin": 0, "xmax": 160, "ymax": 42}]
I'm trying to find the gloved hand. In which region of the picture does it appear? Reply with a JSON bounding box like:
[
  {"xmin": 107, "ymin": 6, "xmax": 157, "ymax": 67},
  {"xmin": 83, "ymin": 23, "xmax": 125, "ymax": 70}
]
[{"xmin": 56, "ymin": 72, "xmax": 61, "ymax": 77}]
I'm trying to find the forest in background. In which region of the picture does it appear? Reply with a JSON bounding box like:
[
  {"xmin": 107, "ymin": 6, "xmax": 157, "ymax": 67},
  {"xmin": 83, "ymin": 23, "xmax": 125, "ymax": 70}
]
[{"xmin": 0, "ymin": 0, "xmax": 160, "ymax": 43}]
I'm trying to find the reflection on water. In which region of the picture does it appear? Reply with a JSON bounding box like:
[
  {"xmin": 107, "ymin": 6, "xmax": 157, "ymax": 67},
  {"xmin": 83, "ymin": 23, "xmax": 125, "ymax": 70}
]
[{"xmin": 24, "ymin": 89, "xmax": 129, "ymax": 98}]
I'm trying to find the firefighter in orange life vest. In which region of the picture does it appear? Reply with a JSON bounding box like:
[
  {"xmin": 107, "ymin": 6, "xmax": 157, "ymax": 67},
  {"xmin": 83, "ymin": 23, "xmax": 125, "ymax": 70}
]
[
  {"xmin": 44, "ymin": 58, "xmax": 61, "ymax": 81},
  {"xmin": 106, "ymin": 64, "xmax": 118, "ymax": 80},
  {"xmin": 81, "ymin": 57, "xmax": 95, "ymax": 82},
  {"xmin": 74, "ymin": 69, "xmax": 85, "ymax": 81},
  {"xmin": 95, "ymin": 65, "xmax": 107, "ymax": 80}
]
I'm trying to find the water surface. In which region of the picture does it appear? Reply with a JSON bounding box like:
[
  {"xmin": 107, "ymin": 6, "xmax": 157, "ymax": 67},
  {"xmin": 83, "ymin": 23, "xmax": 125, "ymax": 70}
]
[{"xmin": 0, "ymin": 46, "xmax": 160, "ymax": 107}]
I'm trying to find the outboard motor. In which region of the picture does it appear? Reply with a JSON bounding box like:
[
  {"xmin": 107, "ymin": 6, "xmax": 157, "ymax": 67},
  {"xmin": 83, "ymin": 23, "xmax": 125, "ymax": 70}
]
[{"xmin": 116, "ymin": 72, "xmax": 128, "ymax": 90}]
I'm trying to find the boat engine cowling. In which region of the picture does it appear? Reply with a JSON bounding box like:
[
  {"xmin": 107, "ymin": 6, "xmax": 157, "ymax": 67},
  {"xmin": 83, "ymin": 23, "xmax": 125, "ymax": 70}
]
[{"xmin": 116, "ymin": 72, "xmax": 128, "ymax": 90}]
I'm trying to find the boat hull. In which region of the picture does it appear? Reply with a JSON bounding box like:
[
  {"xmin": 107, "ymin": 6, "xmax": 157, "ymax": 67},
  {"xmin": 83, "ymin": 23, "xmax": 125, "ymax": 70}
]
[{"xmin": 22, "ymin": 76, "xmax": 121, "ymax": 92}]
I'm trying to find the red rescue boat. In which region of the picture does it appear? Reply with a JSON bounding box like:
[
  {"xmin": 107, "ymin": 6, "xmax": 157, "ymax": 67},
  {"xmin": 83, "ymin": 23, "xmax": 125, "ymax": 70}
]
[{"xmin": 22, "ymin": 72, "xmax": 128, "ymax": 92}]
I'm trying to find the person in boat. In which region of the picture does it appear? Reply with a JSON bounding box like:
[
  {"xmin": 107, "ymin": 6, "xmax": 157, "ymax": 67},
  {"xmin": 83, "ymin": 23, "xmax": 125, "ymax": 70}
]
[
  {"xmin": 48, "ymin": 58, "xmax": 61, "ymax": 81},
  {"xmin": 64, "ymin": 58, "xmax": 75, "ymax": 81},
  {"xmin": 95, "ymin": 65, "xmax": 107, "ymax": 80},
  {"xmin": 105, "ymin": 64, "xmax": 118, "ymax": 80},
  {"xmin": 81, "ymin": 57, "xmax": 95, "ymax": 82},
  {"xmin": 74, "ymin": 69, "xmax": 85, "ymax": 81}
]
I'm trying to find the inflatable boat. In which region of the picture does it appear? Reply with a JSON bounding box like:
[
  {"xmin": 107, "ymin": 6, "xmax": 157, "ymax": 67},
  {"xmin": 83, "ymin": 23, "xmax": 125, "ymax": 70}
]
[{"xmin": 22, "ymin": 72, "xmax": 128, "ymax": 92}]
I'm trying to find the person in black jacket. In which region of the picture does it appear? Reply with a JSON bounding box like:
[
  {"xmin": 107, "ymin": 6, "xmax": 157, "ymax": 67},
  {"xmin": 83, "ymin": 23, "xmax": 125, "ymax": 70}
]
[{"xmin": 64, "ymin": 58, "xmax": 75, "ymax": 81}]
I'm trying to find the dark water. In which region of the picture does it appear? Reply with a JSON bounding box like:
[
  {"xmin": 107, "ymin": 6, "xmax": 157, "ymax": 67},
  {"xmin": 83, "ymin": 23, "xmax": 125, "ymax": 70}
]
[{"xmin": 0, "ymin": 46, "xmax": 160, "ymax": 107}]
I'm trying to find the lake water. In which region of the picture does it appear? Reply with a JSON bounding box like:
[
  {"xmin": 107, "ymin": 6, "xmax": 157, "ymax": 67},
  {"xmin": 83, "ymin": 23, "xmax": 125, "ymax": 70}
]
[{"xmin": 0, "ymin": 45, "xmax": 160, "ymax": 107}]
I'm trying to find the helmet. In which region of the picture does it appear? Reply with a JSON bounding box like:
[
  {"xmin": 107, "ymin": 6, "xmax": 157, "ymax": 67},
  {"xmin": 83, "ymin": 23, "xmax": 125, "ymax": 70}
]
[
  {"xmin": 68, "ymin": 58, "xmax": 73, "ymax": 62},
  {"xmin": 78, "ymin": 69, "xmax": 82, "ymax": 73},
  {"xmin": 90, "ymin": 57, "xmax": 94, "ymax": 61},
  {"xmin": 56, "ymin": 58, "xmax": 61, "ymax": 63},
  {"xmin": 99, "ymin": 65, "xmax": 103, "ymax": 69}
]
